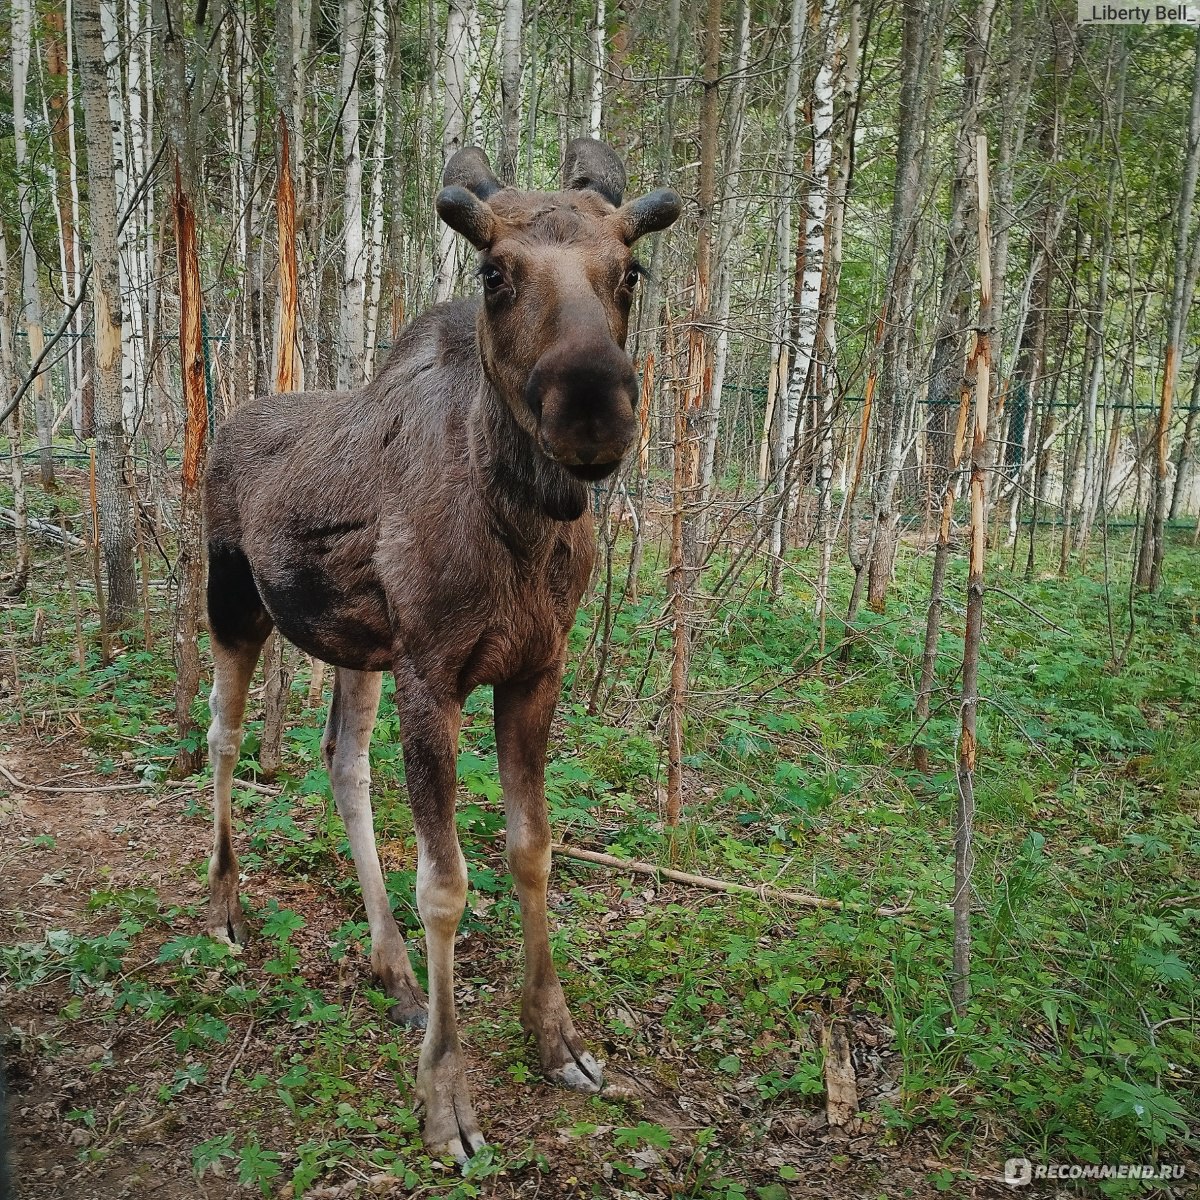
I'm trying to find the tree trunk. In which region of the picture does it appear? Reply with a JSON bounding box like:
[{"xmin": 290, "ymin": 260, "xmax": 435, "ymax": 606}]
[
  {"xmin": 434, "ymin": 0, "xmax": 473, "ymax": 303},
  {"xmin": 13, "ymin": 0, "xmax": 55, "ymax": 490},
  {"xmin": 865, "ymin": 0, "xmax": 941, "ymax": 612},
  {"xmin": 171, "ymin": 160, "xmax": 207, "ymax": 776},
  {"xmin": 1168, "ymin": 358, "xmax": 1200, "ymax": 520},
  {"xmin": 77, "ymin": 1, "xmax": 137, "ymax": 624},
  {"xmin": 954, "ymin": 133, "xmax": 993, "ymax": 1017},
  {"xmin": 337, "ymin": 0, "xmax": 367, "ymax": 391},
  {"xmin": 363, "ymin": 0, "xmax": 388, "ymax": 375},
  {"xmin": 765, "ymin": 0, "xmax": 806, "ymax": 503},
  {"xmin": 0, "ymin": 221, "xmax": 31, "ymax": 595},
  {"xmin": 666, "ymin": 0, "xmax": 722, "ymax": 828},
  {"xmin": 589, "ymin": 0, "xmax": 606, "ymax": 138},
  {"xmin": 1138, "ymin": 30, "xmax": 1200, "ymax": 591},
  {"xmin": 699, "ymin": 0, "xmax": 751, "ymax": 504},
  {"xmin": 777, "ymin": 0, "xmax": 838, "ymax": 537},
  {"xmin": 815, "ymin": 0, "xmax": 863, "ymax": 646},
  {"xmin": 914, "ymin": 0, "xmax": 994, "ymax": 765},
  {"xmin": 499, "ymin": 0, "xmax": 523, "ymax": 185},
  {"xmin": 1075, "ymin": 45, "xmax": 1126, "ymax": 554}
]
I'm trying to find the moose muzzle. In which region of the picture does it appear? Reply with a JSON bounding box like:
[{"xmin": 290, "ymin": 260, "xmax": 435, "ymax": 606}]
[{"xmin": 525, "ymin": 338, "xmax": 639, "ymax": 481}]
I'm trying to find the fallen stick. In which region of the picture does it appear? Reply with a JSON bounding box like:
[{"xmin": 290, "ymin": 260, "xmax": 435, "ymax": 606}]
[
  {"xmin": 550, "ymin": 842, "xmax": 912, "ymax": 917},
  {"xmin": 0, "ymin": 508, "xmax": 88, "ymax": 547},
  {"xmin": 0, "ymin": 763, "xmax": 277, "ymax": 796}
]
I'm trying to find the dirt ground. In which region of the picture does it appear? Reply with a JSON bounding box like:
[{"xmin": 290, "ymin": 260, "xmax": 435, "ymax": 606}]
[{"xmin": 1, "ymin": 724, "xmax": 1032, "ymax": 1200}]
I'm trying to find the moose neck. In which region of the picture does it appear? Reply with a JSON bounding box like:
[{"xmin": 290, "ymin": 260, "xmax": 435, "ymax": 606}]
[{"xmin": 469, "ymin": 379, "xmax": 591, "ymax": 548}]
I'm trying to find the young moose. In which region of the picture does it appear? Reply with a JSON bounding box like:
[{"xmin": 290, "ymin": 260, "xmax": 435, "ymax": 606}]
[{"xmin": 202, "ymin": 140, "xmax": 681, "ymax": 1159}]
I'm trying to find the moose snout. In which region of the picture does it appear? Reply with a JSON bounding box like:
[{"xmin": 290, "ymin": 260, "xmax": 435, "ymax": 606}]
[{"xmin": 526, "ymin": 341, "xmax": 639, "ymax": 480}]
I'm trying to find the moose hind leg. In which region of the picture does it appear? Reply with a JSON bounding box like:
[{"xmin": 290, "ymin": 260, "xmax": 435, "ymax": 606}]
[
  {"xmin": 496, "ymin": 671, "xmax": 603, "ymax": 1092},
  {"xmin": 323, "ymin": 668, "xmax": 427, "ymax": 1028},
  {"xmin": 205, "ymin": 545, "xmax": 273, "ymax": 943}
]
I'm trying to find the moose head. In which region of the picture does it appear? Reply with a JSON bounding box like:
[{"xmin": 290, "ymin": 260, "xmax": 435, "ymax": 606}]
[{"xmin": 436, "ymin": 139, "xmax": 682, "ymax": 484}]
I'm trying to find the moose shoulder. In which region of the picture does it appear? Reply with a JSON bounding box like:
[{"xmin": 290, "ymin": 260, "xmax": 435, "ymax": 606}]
[{"xmin": 201, "ymin": 140, "xmax": 680, "ymax": 1161}]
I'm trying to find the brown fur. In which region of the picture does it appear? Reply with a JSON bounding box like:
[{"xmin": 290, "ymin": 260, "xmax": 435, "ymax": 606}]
[{"xmin": 201, "ymin": 141, "xmax": 680, "ymax": 1160}]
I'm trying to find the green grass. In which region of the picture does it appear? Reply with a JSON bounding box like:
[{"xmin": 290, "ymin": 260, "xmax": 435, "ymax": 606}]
[{"xmin": 2, "ymin": 491, "xmax": 1198, "ymax": 1195}]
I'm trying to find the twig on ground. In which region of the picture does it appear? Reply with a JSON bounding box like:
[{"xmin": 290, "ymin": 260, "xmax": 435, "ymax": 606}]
[
  {"xmin": 0, "ymin": 763, "xmax": 278, "ymax": 797},
  {"xmin": 550, "ymin": 841, "xmax": 913, "ymax": 917},
  {"xmin": 987, "ymin": 585, "xmax": 1073, "ymax": 634},
  {"xmin": 221, "ymin": 1018, "xmax": 256, "ymax": 1093}
]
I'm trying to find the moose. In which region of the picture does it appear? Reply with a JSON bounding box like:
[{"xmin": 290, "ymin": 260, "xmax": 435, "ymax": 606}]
[{"xmin": 201, "ymin": 139, "xmax": 681, "ymax": 1159}]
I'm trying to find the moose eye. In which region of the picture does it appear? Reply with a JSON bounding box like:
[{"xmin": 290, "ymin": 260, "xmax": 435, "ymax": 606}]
[
  {"xmin": 623, "ymin": 267, "xmax": 642, "ymax": 291},
  {"xmin": 480, "ymin": 266, "xmax": 506, "ymax": 293}
]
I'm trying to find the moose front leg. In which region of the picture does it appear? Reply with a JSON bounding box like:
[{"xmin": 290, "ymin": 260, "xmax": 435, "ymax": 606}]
[
  {"xmin": 495, "ymin": 668, "xmax": 604, "ymax": 1093},
  {"xmin": 322, "ymin": 668, "xmax": 427, "ymax": 1027},
  {"xmin": 396, "ymin": 669, "xmax": 485, "ymax": 1162}
]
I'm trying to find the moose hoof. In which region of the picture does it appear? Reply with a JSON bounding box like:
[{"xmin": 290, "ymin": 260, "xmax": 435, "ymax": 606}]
[
  {"xmin": 387, "ymin": 996, "xmax": 429, "ymax": 1031},
  {"xmin": 547, "ymin": 1046, "xmax": 604, "ymax": 1094},
  {"xmin": 205, "ymin": 885, "xmax": 248, "ymax": 946},
  {"xmin": 380, "ymin": 970, "xmax": 428, "ymax": 1030},
  {"xmin": 417, "ymin": 1059, "xmax": 486, "ymax": 1164}
]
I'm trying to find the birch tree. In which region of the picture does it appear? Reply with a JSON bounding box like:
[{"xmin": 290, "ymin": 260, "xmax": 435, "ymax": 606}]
[
  {"xmin": 499, "ymin": 0, "xmax": 524, "ymax": 185},
  {"xmin": 77, "ymin": 1, "xmax": 137, "ymax": 624},
  {"xmin": 337, "ymin": 0, "xmax": 368, "ymax": 391},
  {"xmin": 777, "ymin": 0, "xmax": 838, "ymax": 505},
  {"xmin": 13, "ymin": 0, "xmax": 55, "ymax": 489},
  {"xmin": 434, "ymin": 0, "xmax": 473, "ymax": 303},
  {"xmin": 590, "ymin": 0, "xmax": 607, "ymax": 138},
  {"xmin": 667, "ymin": 0, "xmax": 722, "ymax": 827},
  {"xmin": 1, "ymin": 220, "xmax": 32, "ymax": 595},
  {"xmin": 364, "ymin": 0, "xmax": 388, "ymax": 373},
  {"xmin": 761, "ymin": 0, "xmax": 805, "ymax": 501},
  {"xmin": 814, "ymin": 0, "xmax": 862, "ymax": 641}
]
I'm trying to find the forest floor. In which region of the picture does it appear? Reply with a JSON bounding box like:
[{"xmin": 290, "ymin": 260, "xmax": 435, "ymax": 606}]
[{"xmin": 1, "ymin": 493, "xmax": 1198, "ymax": 1199}]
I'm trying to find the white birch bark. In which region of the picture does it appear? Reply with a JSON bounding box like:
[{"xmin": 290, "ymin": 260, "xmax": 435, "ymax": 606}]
[
  {"xmin": 337, "ymin": 0, "xmax": 367, "ymax": 390},
  {"xmin": 126, "ymin": 0, "xmax": 151, "ymax": 430},
  {"xmin": 780, "ymin": 0, "xmax": 837, "ymax": 468},
  {"xmin": 98, "ymin": 0, "xmax": 140, "ymax": 431},
  {"xmin": 435, "ymin": 0, "xmax": 473, "ymax": 303},
  {"xmin": 590, "ymin": 0, "xmax": 606, "ymax": 138},
  {"xmin": 66, "ymin": 0, "xmax": 85, "ymax": 438},
  {"xmin": 364, "ymin": 0, "xmax": 388, "ymax": 375},
  {"xmin": 77, "ymin": 0, "xmax": 137, "ymax": 622},
  {"xmin": 761, "ymin": 0, "xmax": 806, "ymax": 492},
  {"xmin": 1, "ymin": 219, "xmax": 31, "ymax": 592},
  {"xmin": 13, "ymin": 0, "xmax": 54, "ymax": 488},
  {"xmin": 815, "ymin": 0, "xmax": 861, "ymax": 635},
  {"xmin": 500, "ymin": 0, "xmax": 523, "ymax": 185}
]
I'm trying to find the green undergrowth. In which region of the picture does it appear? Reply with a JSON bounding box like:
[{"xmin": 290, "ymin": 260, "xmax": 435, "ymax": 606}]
[{"xmin": 2, "ymin": 501, "xmax": 1198, "ymax": 1195}]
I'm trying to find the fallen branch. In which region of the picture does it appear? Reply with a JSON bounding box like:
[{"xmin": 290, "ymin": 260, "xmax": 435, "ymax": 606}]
[
  {"xmin": 0, "ymin": 763, "xmax": 277, "ymax": 797},
  {"xmin": 550, "ymin": 842, "xmax": 911, "ymax": 917},
  {"xmin": 1, "ymin": 508, "xmax": 88, "ymax": 548},
  {"xmin": 221, "ymin": 1018, "xmax": 256, "ymax": 1093}
]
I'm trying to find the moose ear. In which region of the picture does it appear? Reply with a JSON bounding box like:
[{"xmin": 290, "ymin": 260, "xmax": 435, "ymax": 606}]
[
  {"xmin": 561, "ymin": 138, "xmax": 628, "ymax": 207},
  {"xmin": 613, "ymin": 188, "xmax": 683, "ymax": 245},
  {"xmin": 442, "ymin": 147, "xmax": 504, "ymax": 200},
  {"xmin": 436, "ymin": 185, "xmax": 497, "ymax": 250}
]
